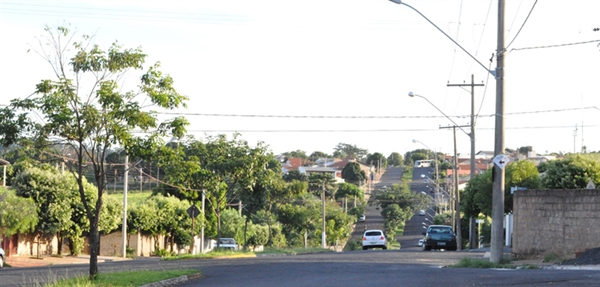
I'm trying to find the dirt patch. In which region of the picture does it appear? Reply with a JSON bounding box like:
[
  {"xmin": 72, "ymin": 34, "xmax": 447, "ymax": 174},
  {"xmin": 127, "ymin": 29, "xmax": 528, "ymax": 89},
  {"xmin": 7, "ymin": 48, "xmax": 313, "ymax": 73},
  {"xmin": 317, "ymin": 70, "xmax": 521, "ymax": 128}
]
[{"xmin": 561, "ymin": 247, "xmax": 600, "ymax": 265}]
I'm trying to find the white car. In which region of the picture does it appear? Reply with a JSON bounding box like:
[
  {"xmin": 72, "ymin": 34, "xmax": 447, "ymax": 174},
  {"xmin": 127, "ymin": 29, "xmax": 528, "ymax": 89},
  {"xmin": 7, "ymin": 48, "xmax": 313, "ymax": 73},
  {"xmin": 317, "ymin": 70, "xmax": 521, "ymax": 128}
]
[
  {"xmin": 362, "ymin": 230, "xmax": 387, "ymax": 250},
  {"xmin": 418, "ymin": 210, "xmax": 426, "ymax": 216},
  {"xmin": 359, "ymin": 214, "xmax": 366, "ymax": 222},
  {"xmin": 0, "ymin": 247, "xmax": 5, "ymax": 268}
]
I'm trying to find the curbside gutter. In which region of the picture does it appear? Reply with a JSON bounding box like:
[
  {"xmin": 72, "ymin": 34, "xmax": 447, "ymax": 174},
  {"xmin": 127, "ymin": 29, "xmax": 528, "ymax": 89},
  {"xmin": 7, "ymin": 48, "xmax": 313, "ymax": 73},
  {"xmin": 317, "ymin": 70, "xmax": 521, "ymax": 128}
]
[{"xmin": 139, "ymin": 273, "xmax": 202, "ymax": 287}]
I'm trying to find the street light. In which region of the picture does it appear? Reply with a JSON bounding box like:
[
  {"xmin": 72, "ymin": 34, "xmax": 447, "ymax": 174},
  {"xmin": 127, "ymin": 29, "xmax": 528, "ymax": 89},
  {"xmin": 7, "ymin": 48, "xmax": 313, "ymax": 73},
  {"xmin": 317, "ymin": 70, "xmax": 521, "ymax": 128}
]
[
  {"xmin": 390, "ymin": 0, "xmax": 506, "ymax": 263},
  {"xmin": 412, "ymin": 139, "xmax": 440, "ymax": 212},
  {"xmin": 410, "ymin": 93, "xmax": 463, "ymax": 249}
]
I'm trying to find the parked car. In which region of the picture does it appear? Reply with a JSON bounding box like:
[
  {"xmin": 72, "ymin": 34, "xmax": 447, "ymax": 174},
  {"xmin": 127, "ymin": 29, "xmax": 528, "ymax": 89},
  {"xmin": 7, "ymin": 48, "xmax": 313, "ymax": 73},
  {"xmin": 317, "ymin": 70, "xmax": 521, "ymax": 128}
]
[
  {"xmin": 418, "ymin": 239, "xmax": 424, "ymax": 247},
  {"xmin": 214, "ymin": 238, "xmax": 238, "ymax": 251},
  {"xmin": 362, "ymin": 229, "xmax": 387, "ymax": 250},
  {"xmin": 421, "ymin": 225, "xmax": 457, "ymax": 251},
  {"xmin": 0, "ymin": 247, "xmax": 5, "ymax": 268},
  {"xmin": 418, "ymin": 210, "xmax": 426, "ymax": 216},
  {"xmin": 359, "ymin": 214, "xmax": 366, "ymax": 222}
]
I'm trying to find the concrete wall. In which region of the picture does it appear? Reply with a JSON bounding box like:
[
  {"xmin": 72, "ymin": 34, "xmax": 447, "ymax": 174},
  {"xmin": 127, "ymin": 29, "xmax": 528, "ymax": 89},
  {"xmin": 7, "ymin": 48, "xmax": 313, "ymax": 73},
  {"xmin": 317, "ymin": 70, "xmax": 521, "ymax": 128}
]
[{"xmin": 513, "ymin": 189, "xmax": 600, "ymax": 258}]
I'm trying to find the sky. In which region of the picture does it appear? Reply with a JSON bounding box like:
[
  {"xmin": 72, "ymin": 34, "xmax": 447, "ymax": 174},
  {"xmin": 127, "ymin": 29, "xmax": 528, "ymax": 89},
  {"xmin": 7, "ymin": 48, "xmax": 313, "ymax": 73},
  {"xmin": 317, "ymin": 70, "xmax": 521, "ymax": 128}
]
[{"xmin": 1, "ymin": 0, "xmax": 599, "ymax": 159}]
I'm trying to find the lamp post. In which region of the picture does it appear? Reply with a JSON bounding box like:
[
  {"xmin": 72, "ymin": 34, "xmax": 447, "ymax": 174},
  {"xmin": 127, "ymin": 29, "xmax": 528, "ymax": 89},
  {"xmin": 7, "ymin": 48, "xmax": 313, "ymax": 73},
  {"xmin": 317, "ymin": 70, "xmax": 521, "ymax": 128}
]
[
  {"xmin": 389, "ymin": 0, "xmax": 505, "ymax": 262},
  {"xmin": 412, "ymin": 139, "xmax": 440, "ymax": 213},
  {"xmin": 410, "ymin": 92, "xmax": 463, "ymax": 249}
]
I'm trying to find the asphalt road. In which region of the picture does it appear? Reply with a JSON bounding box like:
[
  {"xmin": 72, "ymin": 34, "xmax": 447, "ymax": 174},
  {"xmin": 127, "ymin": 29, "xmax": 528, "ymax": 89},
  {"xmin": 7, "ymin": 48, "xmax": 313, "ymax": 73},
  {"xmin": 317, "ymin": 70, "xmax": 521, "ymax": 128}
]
[
  {"xmin": 3, "ymin": 251, "xmax": 599, "ymax": 287},
  {"xmin": 350, "ymin": 167, "xmax": 404, "ymax": 244}
]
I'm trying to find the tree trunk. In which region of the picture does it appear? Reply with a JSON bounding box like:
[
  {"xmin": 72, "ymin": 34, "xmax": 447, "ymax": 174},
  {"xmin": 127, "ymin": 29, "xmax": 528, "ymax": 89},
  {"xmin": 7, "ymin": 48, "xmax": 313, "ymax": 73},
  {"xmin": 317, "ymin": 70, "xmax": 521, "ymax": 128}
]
[{"xmin": 89, "ymin": 220, "xmax": 99, "ymax": 280}]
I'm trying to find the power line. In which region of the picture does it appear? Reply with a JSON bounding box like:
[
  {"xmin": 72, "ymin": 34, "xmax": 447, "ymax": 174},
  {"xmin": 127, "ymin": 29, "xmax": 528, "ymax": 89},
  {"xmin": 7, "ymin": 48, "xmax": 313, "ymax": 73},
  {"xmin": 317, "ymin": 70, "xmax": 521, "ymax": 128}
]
[
  {"xmin": 511, "ymin": 39, "xmax": 600, "ymax": 51},
  {"xmin": 506, "ymin": 0, "xmax": 538, "ymax": 49},
  {"xmin": 156, "ymin": 106, "xmax": 600, "ymax": 119}
]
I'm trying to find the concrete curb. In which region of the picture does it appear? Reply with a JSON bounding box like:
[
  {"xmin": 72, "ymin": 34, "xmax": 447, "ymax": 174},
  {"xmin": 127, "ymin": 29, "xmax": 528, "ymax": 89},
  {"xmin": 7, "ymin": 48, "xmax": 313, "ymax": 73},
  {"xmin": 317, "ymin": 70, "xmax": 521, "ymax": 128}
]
[{"xmin": 139, "ymin": 273, "xmax": 202, "ymax": 287}]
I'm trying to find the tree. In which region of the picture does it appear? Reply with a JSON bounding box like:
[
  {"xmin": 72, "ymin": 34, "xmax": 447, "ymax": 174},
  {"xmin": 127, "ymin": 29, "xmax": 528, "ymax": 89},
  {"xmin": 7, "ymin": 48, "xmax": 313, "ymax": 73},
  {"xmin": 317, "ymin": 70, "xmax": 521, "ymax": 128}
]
[
  {"xmin": 308, "ymin": 173, "xmax": 337, "ymax": 200},
  {"xmin": 277, "ymin": 193, "xmax": 321, "ymax": 248},
  {"xmin": 282, "ymin": 150, "xmax": 308, "ymax": 159},
  {"xmin": 0, "ymin": 25, "xmax": 189, "ymax": 279},
  {"xmin": 283, "ymin": 169, "xmax": 307, "ymax": 182},
  {"xmin": 333, "ymin": 143, "xmax": 368, "ymax": 160},
  {"xmin": 0, "ymin": 186, "xmax": 38, "ymax": 239},
  {"xmin": 341, "ymin": 162, "xmax": 367, "ymax": 186},
  {"xmin": 336, "ymin": 182, "xmax": 364, "ymax": 203},
  {"xmin": 308, "ymin": 151, "xmax": 329, "ymax": 162},
  {"xmin": 387, "ymin": 152, "xmax": 403, "ymax": 167},
  {"xmin": 462, "ymin": 160, "xmax": 541, "ymax": 218},
  {"xmin": 540, "ymin": 155, "xmax": 600, "ymax": 189},
  {"xmin": 366, "ymin": 152, "xmax": 387, "ymax": 171}
]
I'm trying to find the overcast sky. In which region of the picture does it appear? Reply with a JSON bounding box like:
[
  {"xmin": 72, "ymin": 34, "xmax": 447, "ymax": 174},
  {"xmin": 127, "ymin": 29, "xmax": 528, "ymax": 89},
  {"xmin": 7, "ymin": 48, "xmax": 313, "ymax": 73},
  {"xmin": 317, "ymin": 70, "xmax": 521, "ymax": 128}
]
[{"xmin": 1, "ymin": 0, "xmax": 599, "ymax": 158}]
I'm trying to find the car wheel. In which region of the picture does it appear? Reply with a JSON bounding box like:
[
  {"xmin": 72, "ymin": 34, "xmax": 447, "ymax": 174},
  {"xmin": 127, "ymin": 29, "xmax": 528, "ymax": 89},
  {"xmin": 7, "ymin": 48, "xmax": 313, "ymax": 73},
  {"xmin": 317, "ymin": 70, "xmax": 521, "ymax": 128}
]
[
  {"xmin": 422, "ymin": 244, "xmax": 430, "ymax": 251},
  {"xmin": 362, "ymin": 246, "xmax": 368, "ymax": 250},
  {"xmin": 382, "ymin": 246, "xmax": 387, "ymax": 250}
]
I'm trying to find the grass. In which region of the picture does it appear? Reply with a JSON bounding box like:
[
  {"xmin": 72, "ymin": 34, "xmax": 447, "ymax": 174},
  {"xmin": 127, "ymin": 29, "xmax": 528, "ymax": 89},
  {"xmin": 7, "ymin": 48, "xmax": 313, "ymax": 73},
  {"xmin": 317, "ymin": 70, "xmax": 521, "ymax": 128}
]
[
  {"xmin": 162, "ymin": 249, "xmax": 256, "ymax": 260},
  {"xmin": 448, "ymin": 257, "xmax": 539, "ymax": 269},
  {"xmin": 257, "ymin": 247, "xmax": 334, "ymax": 255},
  {"xmin": 44, "ymin": 269, "xmax": 199, "ymax": 287}
]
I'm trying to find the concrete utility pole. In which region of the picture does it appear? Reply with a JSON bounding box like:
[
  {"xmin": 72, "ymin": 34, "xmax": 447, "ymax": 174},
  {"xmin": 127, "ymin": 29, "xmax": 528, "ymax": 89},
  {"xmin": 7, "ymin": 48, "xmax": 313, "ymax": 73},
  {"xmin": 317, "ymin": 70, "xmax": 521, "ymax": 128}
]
[
  {"xmin": 490, "ymin": 0, "xmax": 506, "ymax": 264},
  {"xmin": 321, "ymin": 181, "xmax": 327, "ymax": 249},
  {"xmin": 447, "ymin": 74, "xmax": 484, "ymax": 249},
  {"xmin": 440, "ymin": 124, "xmax": 468, "ymax": 251},
  {"xmin": 122, "ymin": 155, "xmax": 128, "ymax": 258}
]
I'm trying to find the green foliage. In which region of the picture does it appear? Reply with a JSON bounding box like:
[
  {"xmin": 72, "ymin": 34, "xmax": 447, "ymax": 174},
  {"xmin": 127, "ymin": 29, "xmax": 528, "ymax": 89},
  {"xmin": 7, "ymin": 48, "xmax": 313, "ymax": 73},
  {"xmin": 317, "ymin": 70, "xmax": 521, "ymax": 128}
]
[
  {"xmin": 387, "ymin": 152, "xmax": 403, "ymax": 167},
  {"xmin": 45, "ymin": 270, "xmax": 199, "ymax": 287},
  {"xmin": 337, "ymin": 183, "xmax": 364, "ymax": 202},
  {"xmin": 433, "ymin": 211, "xmax": 452, "ymax": 225},
  {"xmin": 366, "ymin": 152, "xmax": 387, "ymax": 170},
  {"xmin": 308, "ymin": 151, "xmax": 330, "ymax": 162},
  {"xmin": 283, "ymin": 170, "xmax": 307, "ymax": 182},
  {"xmin": 462, "ymin": 160, "xmax": 541, "ymax": 218},
  {"xmin": 1, "ymin": 24, "xmax": 190, "ymax": 278},
  {"xmin": 308, "ymin": 173, "xmax": 337, "ymax": 200},
  {"xmin": 341, "ymin": 161, "xmax": 367, "ymax": 185},
  {"xmin": 375, "ymin": 183, "xmax": 429, "ymax": 237},
  {"xmin": 333, "ymin": 143, "xmax": 368, "ymax": 160},
  {"xmin": 540, "ymin": 154, "xmax": 600, "ymax": 189},
  {"xmin": 0, "ymin": 186, "xmax": 38, "ymax": 238},
  {"xmin": 220, "ymin": 208, "xmax": 245, "ymax": 242},
  {"xmin": 282, "ymin": 150, "xmax": 308, "ymax": 159},
  {"xmin": 247, "ymin": 224, "xmax": 269, "ymax": 248}
]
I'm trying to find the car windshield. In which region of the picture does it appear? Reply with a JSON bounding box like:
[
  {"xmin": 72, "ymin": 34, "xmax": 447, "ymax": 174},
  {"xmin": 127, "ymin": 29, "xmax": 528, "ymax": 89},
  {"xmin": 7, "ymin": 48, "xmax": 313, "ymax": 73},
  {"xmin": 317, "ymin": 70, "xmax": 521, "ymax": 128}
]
[
  {"xmin": 220, "ymin": 239, "xmax": 235, "ymax": 244},
  {"xmin": 429, "ymin": 227, "xmax": 452, "ymax": 234}
]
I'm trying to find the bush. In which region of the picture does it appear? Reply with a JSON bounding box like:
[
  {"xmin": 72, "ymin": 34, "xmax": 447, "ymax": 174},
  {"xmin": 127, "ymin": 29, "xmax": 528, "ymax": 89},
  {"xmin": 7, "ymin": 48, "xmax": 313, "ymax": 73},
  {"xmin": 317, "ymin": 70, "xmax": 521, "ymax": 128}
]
[{"xmin": 153, "ymin": 248, "xmax": 174, "ymax": 257}]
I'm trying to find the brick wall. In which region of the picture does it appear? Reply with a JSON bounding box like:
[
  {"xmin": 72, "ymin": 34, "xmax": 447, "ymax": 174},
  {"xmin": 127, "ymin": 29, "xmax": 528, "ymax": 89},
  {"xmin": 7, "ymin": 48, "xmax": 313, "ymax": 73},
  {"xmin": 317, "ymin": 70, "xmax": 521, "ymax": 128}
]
[{"xmin": 513, "ymin": 189, "xmax": 600, "ymax": 258}]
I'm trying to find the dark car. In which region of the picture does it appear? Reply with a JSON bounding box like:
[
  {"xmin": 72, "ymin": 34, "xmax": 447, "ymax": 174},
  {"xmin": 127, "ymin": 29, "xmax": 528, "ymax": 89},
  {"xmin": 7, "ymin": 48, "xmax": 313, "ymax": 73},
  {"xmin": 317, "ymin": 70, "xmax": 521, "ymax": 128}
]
[{"xmin": 421, "ymin": 225, "xmax": 457, "ymax": 251}]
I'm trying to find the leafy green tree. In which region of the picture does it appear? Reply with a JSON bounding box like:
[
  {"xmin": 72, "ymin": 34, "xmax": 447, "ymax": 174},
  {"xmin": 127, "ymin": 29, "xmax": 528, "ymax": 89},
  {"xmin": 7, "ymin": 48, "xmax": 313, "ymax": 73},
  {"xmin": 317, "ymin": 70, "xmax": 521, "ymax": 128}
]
[
  {"xmin": 341, "ymin": 162, "xmax": 367, "ymax": 186},
  {"xmin": 0, "ymin": 25, "xmax": 188, "ymax": 278},
  {"xmin": 13, "ymin": 165, "xmax": 75, "ymax": 257},
  {"xmin": 333, "ymin": 143, "xmax": 368, "ymax": 160},
  {"xmin": 462, "ymin": 160, "xmax": 540, "ymax": 218},
  {"xmin": 308, "ymin": 151, "xmax": 329, "ymax": 162},
  {"xmin": 367, "ymin": 152, "xmax": 387, "ymax": 171},
  {"xmin": 308, "ymin": 173, "xmax": 337, "ymax": 200},
  {"xmin": 540, "ymin": 155, "xmax": 600, "ymax": 189},
  {"xmin": 336, "ymin": 182, "xmax": 364, "ymax": 202},
  {"xmin": 283, "ymin": 150, "xmax": 308, "ymax": 159},
  {"xmin": 0, "ymin": 186, "xmax": 38, "ymax": 239},
  {"xmin": 387, "ymin": 152, "xmax": 403, "ymax": 167},
  {"xmin": 381, "ymin": 204, "xmax": 404, "ymax": 238},
  {"xmin": 373, "ymin": 183, "xmax": 429, "ymax": 217},
  {"xmin": 283, "ymin": 169, "xmax": 307, "ymax": 182},
  {"xmin": 157, "ymin": 135, "xmax": 271, "ymax": 246},
  {"xmin": 277, "ymin": 193, "xmax": 321, "ymax": 248},
  {"xmin": 220, "ymin": 208, "xmax": 246, "ymax": 244}
]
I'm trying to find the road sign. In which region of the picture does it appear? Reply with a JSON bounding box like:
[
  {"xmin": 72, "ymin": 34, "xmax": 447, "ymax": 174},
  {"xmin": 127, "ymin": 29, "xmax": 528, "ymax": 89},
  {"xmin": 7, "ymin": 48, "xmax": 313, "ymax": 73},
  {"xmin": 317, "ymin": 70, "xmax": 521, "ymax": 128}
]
[
  {"xmin": 187, "ymin": 205, "xmax": 200, "ymax": 218},
  {"xmin": 493, "ymin": 154, "xmax": 510, "ymax": 169}
]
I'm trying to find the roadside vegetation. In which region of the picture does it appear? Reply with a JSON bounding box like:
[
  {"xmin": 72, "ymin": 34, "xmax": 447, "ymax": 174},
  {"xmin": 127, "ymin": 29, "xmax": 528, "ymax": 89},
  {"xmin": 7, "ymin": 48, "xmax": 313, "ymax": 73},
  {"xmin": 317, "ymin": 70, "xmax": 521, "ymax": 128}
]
[
  {"xmin": 449, "ymin": 257, "xmax": 538, "ymax": 269},
  {"xmin": 43, "ymin": 270, "xmax": 199, "ymax": 287}
]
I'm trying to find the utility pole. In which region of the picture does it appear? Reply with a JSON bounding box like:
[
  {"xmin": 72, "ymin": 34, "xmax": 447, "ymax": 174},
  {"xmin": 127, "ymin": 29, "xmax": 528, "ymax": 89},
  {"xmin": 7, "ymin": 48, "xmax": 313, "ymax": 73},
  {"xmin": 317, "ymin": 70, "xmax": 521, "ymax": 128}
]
[
  {"xmin": 122, "ymin": 155, "xmax": 128, "ymax": 258},
  {"xmin": 321, "ymin": 181, "xmax": 327, "ymax": 249},
  {"xmin": 447, "ymin": 74, "xmax": 484, "ymax": 249},
  {"xmin": 573, "ymin": 124, "xmax": 578, "ymax": 153},
  {"xmin": 440, "ymin": 124, "xmax": 467, "ymax": 250},
  {"xmin": 490, "ymin": 0, "xmax": 506, "ymax": 264}
]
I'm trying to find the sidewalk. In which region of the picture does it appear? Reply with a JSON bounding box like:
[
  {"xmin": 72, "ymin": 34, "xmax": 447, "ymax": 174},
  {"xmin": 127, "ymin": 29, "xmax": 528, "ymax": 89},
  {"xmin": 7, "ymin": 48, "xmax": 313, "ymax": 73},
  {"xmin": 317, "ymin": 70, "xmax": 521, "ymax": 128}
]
[{"xmin": 5, "ymin": 254, "xmax": 130, "ymax": 268}]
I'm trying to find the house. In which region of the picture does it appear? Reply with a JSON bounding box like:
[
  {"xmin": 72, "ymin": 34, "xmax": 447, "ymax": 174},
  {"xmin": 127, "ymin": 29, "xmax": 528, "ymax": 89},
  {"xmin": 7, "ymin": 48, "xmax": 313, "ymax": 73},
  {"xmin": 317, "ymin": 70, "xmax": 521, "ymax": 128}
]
[
  {"xmin": 298, "ymin": 166, "xmax": 344, "ymax": 183},
  {"xmin": 281, "ymin": 157, "xmax": 306, "ymax": 173}
]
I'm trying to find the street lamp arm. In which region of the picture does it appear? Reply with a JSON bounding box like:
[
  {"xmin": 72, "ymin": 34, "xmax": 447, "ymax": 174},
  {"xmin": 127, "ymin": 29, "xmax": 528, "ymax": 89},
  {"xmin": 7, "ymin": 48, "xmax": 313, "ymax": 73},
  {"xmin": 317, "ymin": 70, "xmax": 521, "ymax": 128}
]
[
  {"xmin": 409, "ymin": 92, "xmax": 470, "ymax": 137},
  {"xmin": 389, "ymin": 0, "xmax": 495, "ymax": 77}
]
